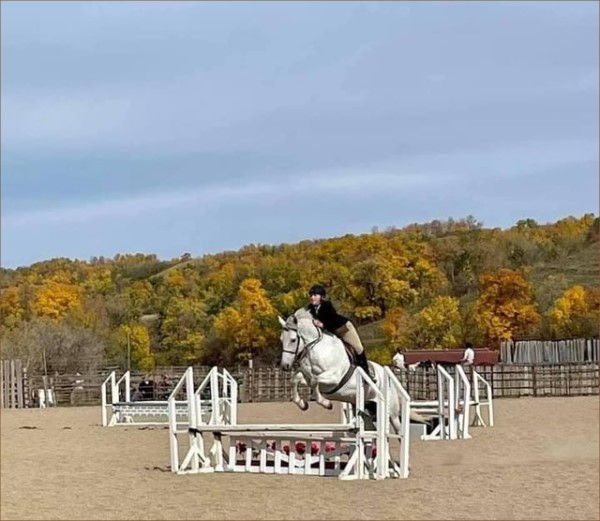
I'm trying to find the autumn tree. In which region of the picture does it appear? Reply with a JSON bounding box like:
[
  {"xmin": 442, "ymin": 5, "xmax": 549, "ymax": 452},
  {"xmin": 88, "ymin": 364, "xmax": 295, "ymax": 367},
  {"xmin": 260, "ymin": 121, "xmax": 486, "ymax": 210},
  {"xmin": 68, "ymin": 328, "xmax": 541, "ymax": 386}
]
[
  {"xmin": 381, "ymin": 307, "xmax": 413, "ymax": 350},
  {"xmin": 548, "ymin": 285, "xmax": 599, "ymax": 338},
  {"xmin": 350, "ymin": 255, "xmax": 417, "ymax": 322},
  {"xmin": 157, "ymin": 298, "xmax": 207, "ymax": 365},
  {"xmin": 213, "ymin": 278, "xmax": 278, "ymax": 363},
  {"xmin": 0, "ymin": 287, "xmax": 26, "ymax": 329},
  {"xmin": 475, "ymin": 269, "xmax": 542, "ymax": 345},
  {"xmin": 114, "ymin": 324, "xmax": 154, "ymax": 371},
  {"xmin": 32, "ymin": 282, "xmax": 82, "ymax": 320},
  {"xmin": 409, "ymin": 296, "xmax": 462, "ymax": 350}
]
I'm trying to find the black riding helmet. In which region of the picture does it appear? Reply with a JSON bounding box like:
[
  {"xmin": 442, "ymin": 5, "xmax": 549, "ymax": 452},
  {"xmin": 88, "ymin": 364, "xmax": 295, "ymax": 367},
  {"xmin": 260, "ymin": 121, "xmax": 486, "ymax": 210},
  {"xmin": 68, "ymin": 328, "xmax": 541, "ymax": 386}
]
[{"xmin": 308, "ymin": 284, "xmax": 327, "ymax": 297}]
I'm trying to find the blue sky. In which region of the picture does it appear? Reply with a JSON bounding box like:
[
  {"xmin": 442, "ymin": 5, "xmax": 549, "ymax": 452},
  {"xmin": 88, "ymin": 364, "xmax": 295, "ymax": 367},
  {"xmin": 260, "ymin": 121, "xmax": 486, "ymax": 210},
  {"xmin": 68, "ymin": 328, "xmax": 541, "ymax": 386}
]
[{"xmin": 2, "ymin": 1, "xmax": 598, "ymax": 269}]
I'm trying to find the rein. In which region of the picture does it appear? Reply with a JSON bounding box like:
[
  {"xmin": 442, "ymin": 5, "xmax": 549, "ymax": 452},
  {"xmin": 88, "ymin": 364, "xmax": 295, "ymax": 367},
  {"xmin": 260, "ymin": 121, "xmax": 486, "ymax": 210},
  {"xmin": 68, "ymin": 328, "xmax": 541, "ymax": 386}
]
[
  {"xmin": 282, "ymin": 319, "xmax": 323, "ymax": 365},
  {"xmin": 281, "ymin": 315, "xmax": 355, "ymax": 396}
]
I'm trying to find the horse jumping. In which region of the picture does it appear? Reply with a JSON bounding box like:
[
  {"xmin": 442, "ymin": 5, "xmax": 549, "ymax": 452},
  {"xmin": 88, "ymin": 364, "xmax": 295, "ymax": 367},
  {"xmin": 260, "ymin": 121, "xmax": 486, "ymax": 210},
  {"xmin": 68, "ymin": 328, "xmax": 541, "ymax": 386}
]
[{"xmin": 278, "ymin": 311, "xmax": 429, "ymax": 435}]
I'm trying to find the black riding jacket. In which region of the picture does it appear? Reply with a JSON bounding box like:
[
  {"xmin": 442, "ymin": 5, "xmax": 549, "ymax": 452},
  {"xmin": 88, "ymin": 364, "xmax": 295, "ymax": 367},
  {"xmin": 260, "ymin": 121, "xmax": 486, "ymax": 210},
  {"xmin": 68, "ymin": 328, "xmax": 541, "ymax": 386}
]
[{"xmin": 306, "ymin": 301, "xmax": 348, "ymax": 333}]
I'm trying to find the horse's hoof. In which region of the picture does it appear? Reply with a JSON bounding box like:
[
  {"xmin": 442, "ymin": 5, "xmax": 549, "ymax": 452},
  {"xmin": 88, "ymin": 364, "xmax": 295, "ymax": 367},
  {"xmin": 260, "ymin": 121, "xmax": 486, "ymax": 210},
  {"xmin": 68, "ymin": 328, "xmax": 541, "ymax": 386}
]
[
  {"xmin": 299, "ymin": 400, "xmax": 309, "ymax": 411},
  {"xmin": 325, "ymin": 402, "xmax": 333, "ymax": 410}
]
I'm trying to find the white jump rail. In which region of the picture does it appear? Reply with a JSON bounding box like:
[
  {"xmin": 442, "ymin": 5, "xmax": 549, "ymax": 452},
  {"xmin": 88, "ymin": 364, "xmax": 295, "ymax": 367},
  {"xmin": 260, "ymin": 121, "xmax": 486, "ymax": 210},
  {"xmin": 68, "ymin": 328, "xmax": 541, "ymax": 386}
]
[{"xmin": 169, "ymin": 366, "xmax": 412, "ymax": 480}]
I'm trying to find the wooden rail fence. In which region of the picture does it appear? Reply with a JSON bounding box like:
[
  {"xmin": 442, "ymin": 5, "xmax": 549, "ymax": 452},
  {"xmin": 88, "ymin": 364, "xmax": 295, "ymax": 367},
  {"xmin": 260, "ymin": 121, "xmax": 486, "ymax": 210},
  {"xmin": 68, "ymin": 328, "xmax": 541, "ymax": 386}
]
[
  {"xmin": 0, "ymin": 360, "xmax": 27, "ymax": 409},
  {"xmin": 238, "ymin": 363, "xmax": 598, "ymax": 402}
]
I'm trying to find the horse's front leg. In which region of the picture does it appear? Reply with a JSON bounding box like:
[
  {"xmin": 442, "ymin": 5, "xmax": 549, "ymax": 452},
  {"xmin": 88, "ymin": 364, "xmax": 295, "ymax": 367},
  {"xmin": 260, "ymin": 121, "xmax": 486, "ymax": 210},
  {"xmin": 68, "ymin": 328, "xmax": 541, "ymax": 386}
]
[
  {"xmin": 291, "ymin": 371, "xmax": 309, "ymax": 411},
  {"xmin": 313, "ymin": 384, "xmax": 333, "ymax": 410}
]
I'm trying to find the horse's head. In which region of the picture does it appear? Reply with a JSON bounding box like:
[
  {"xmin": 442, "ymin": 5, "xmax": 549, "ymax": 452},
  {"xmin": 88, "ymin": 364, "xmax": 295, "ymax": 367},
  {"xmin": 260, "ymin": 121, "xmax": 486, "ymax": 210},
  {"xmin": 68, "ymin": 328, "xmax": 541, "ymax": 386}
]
[
  {"xmin": 277, "ymin": 311, "xmax": 320, "ymax": 371},
  {"xmin": 278, "ymin": 314, "xmax": 301, "ymax": 371}
]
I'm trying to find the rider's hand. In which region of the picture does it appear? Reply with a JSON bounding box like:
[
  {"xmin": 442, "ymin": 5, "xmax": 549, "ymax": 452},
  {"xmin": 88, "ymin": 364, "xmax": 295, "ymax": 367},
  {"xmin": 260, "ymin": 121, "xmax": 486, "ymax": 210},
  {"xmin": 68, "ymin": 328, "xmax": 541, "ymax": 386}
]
[{"xmin": 313, "ymin": 319, "xmax": 324, "ymax": 329}]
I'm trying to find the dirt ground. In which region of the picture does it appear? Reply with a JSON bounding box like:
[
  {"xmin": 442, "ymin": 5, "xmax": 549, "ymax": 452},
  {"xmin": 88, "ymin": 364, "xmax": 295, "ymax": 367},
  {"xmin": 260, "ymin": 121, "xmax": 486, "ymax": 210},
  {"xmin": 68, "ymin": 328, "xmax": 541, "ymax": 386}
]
[{"xmin": 1, "ymin": 396, "xmax": 598, "ymax": 520}]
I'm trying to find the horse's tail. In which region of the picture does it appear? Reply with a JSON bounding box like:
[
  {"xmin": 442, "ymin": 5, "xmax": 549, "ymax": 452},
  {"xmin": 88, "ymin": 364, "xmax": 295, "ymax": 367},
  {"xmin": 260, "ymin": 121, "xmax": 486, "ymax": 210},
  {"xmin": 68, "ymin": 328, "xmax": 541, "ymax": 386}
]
[{"xmin": 409, "ymin": 410, "xmax": 434, "ymax": 425}]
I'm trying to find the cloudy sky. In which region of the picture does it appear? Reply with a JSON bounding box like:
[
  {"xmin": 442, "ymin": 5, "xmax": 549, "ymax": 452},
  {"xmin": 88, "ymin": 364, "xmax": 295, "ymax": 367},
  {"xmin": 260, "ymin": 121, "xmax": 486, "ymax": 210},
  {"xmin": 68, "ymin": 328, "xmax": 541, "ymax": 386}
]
[{"xmin": 2, "ymin": 1, "xmax": 598, "ymax": 268}]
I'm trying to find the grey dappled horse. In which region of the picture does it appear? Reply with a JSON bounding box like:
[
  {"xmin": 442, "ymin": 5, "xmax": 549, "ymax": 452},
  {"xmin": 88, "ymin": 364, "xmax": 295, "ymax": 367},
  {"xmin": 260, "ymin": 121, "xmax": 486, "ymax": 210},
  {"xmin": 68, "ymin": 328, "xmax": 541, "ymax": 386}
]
[{"xmin": 278, "ymin": 310, "xmax": 427, "ymax": 434}]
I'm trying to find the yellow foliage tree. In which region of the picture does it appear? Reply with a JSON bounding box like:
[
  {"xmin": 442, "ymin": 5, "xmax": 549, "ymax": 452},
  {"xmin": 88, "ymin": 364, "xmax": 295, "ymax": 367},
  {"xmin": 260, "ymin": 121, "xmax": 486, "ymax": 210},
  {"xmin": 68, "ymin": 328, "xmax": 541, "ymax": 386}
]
[
  {"xmin": 164, "ymin": 270, "xmax": 186, "ymax": 292},
  {"xmin": 159, "ymin": 298, "xmax": 207, "ymax": 365},
  {"xmin": 213, "ymin": 278, "xmax": 278, "ymax": 360},
  {"xmin": 475, "ymin": 269, "xmax": 541, "ymax": 345},
  {"xmin": 83, "ymin": 268, "xmax": 113, "ymax": 295},
  {"xmin": 32, "ymin": 282, "xmax": 81, "ymax": 320},
  {"xmin": 548, "ymin": 285, "xmax": 598, "ymax": 338},
  {"xmin": 0, "ymin": 287, "xmax": 25, "ymax": 328},
  {"xmin": 125, "ymin": 281, "xmax": 154, "ymax": 318},
  {"xmin": 411, "ymin": 296, "xmax": 462, "ymax": 349},
  {"xmin": 212, "ymin": 306, "xmax": 244, "ymax": 361},
  {"xmin": 350, "ymin": 255, "xmax": 418, "ymax": 320},
  {"xmin": 117, "ymin": 324, "xmax": 154, "ymax": 371},
  {"xmin": 381, "ymin": 307, "xmax": 413, "ymax": 349}
]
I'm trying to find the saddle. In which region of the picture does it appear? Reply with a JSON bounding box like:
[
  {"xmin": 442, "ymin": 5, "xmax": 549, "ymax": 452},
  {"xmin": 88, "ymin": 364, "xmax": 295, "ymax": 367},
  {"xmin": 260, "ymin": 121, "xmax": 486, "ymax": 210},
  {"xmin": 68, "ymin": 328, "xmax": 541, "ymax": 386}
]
[
  {"xmin": 321, "ymin": 330, "xmax": 359, "ymax": 365},
  {"xmin": 318, "ymin": 339, "xmax": 376, "ymax": 397}
]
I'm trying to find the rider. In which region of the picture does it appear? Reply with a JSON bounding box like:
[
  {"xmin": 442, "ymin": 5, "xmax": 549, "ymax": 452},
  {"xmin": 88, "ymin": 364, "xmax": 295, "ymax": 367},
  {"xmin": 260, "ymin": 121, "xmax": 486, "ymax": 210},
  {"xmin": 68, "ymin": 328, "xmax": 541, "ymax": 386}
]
[{"xmin": 306, "ymin": 284, "xmax": 375, "ymax": 380}]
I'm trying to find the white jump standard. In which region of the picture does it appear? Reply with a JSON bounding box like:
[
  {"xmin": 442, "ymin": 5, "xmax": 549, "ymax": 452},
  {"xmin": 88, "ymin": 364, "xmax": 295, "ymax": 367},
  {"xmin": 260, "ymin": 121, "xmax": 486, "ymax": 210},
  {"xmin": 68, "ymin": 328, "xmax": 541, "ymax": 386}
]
[
  {"xmin": 100, "ymin": 370, "xmax": 209, "ymax": 427},
  {"xmin": 411, "ymin": 363, "xmax": 494, "ymax": 441}
]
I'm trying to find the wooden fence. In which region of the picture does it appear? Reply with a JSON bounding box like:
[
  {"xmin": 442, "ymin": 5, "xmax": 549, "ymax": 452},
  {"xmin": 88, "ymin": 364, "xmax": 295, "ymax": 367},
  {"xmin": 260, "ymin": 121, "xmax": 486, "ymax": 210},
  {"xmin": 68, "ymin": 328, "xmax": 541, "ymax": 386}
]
[
  {"xmin": 238, "ymin": 363, "xmax": 599, "ymax": 402},
  {"xmin": 500, "ymin": 338, "xmax": 599, "ymax": 364},
  {"xmin": 0, "ymin": 360, "xmax": 27, "ymax": 409},
  {"xmin": 2, "ymin": 361, "xmax": 598, "ymax": 408}
]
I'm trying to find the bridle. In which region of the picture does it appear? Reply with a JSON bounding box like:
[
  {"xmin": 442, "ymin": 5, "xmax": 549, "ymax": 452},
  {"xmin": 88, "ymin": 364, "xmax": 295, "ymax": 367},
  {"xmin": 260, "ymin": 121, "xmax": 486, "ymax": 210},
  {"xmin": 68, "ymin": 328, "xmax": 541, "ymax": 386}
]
[{"xmin": 281, "ymin": 315, "xmax": 323, "ymax": 365}]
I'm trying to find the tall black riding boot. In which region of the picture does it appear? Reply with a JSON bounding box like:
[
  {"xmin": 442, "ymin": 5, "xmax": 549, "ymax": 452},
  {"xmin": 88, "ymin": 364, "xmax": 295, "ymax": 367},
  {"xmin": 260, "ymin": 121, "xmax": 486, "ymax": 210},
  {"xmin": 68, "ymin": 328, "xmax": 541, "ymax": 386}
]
[{"xmin": 356, "ymin": 351, "xmax": 376, "ymax": 382}]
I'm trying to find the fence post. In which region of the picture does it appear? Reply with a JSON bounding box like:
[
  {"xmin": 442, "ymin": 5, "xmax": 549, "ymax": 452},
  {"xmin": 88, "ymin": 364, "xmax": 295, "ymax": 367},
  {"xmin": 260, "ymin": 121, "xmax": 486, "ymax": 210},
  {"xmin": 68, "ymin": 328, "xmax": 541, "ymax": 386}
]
[
  {"xmin": 248, "ymin": 366, "xmax": 254, "ymax": 403},
  {"xmin": 15, "ymin": 360, "xmax": 24, "ymax": 408},
  {"xmin": 0, "ymin": 361, "xmax": 3, "ymax": 409},
  {"xmin": 3, "ymin": 362, "xmax": 10, "ymax": 407}
]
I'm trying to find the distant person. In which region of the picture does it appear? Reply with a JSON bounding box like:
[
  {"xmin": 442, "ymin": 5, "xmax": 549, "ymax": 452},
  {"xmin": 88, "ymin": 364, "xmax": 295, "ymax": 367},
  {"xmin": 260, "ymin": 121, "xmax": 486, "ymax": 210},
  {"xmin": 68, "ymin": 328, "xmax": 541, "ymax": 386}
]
[
  {"xmin": 392, "ymin": 349, "xmax": 406, "ymax": 371},
  {"xmin": 157, "ymin": 374, "xmax": 172, "ymax": 400},
  {"xmin": 138, "ymin": 374, "xmax": 155, "ymax": 400},
  {"xmin": 461, "ymin": 342, "xmax": 475, "ymax": 367},
  {"xmin": 70, "ymin": 371, "xmax": 85, "ymax": 406}
]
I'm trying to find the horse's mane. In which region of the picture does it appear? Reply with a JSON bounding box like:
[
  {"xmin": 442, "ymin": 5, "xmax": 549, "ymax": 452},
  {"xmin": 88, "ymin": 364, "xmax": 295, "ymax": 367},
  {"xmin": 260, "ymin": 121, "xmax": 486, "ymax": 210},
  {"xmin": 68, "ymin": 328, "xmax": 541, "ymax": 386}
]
[{"xmin": 293, "ymin": 307, "xmax": 313, "ymax": 320}]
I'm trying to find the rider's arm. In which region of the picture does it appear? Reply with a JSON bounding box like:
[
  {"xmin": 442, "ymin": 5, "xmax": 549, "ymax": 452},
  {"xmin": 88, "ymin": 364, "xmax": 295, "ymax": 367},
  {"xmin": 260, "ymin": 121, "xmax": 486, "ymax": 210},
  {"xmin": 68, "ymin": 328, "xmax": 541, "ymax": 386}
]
[{"xmin": 315, "ymin": 301, "xmax": 346, "ymax": 331}]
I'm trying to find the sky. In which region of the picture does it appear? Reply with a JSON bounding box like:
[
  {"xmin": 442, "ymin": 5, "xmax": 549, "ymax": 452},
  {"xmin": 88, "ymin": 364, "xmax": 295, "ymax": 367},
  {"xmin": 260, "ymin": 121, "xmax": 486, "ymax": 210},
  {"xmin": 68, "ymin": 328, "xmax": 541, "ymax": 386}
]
[{"xmin": 1, "ymin": 1, "xmax": 598, "ymax": 269}]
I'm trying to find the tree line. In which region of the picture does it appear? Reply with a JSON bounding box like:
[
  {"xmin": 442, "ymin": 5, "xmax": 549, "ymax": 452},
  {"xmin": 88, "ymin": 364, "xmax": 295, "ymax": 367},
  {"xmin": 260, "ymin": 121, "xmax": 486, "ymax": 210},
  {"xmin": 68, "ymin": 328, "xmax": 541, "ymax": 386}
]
[{"xmin": 1, "ymin": 214, "xmax": 598, "ymax": 373}]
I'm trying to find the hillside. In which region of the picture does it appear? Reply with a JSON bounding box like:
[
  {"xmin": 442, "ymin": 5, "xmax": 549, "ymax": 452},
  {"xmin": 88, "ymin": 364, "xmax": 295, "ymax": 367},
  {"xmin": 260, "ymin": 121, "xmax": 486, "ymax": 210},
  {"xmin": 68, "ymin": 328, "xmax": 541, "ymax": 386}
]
[
  {"xmin": 359, "ymin": 242, "xmax": 600, "ymax": 349},
  {"xmin": 1, "ymin": 213, "xmax": 598, "ymax": 371}
]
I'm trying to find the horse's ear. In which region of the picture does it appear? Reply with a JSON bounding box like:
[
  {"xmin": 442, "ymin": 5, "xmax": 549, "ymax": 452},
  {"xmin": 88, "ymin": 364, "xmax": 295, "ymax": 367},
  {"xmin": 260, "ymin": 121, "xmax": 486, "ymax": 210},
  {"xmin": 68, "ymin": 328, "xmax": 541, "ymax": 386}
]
[{"xmin": 277, "ymin": 316, "xmax": 286, "ymax": 328}]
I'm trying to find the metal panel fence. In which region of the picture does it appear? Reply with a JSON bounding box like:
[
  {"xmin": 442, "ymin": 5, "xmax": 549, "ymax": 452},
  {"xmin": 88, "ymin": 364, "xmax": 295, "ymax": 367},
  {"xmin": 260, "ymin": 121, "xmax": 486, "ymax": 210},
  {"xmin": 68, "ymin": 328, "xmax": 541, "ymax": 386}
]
[{"xmin": 500, "ymin": 338, "xmax": 599, "ymax": 364}]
